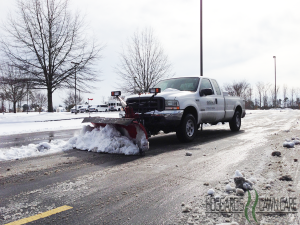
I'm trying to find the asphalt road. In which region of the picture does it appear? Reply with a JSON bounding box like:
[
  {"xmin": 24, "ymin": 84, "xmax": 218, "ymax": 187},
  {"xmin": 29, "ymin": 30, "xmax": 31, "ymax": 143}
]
[{"xmin": 1, "ymin": 110, "xmax": 300, "ymax": 225}]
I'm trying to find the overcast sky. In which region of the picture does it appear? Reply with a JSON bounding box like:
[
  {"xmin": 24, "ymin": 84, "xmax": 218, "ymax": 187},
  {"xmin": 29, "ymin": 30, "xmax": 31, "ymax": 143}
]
[{"xmin": 1, "ymin": 0, "xmax": 300, "ymax": 106}]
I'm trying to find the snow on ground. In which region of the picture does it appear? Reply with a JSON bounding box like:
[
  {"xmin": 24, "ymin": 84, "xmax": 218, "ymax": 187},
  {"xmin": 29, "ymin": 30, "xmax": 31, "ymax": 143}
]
[
  {"xmin": 0, "ymin": 111, "xmax": 120, "ymax": 136},
  {"xmin": 0, "ymin": 109, "xmax": 298, "ymax": 161},
  {"xmin": 0, "ymin": 124, "xmax": 140, "ymax": 161},
  {"xmin": 0, "ymin": 111, "xmax": 141, "ymax": 161},
  {"xmin": 0, "ymin": 140, "xmax": 68, "ymax": 161}
]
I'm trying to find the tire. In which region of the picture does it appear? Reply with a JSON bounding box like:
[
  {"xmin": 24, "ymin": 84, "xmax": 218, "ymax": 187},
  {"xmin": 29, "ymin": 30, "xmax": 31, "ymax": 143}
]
[
  {"xmin": 229, "ymin": 110, "xmax": 241, "ymax": 132},
  {"xmin": 96, "ymin": 109, "xmax": 98, "ymax": 112},
  {"xmin": 118, "ymin": 108, "xmax": 121, "ymax": 111},
  {"xmin": 176, "ymin": 113, "xmax": 197, "ymax": 142}
]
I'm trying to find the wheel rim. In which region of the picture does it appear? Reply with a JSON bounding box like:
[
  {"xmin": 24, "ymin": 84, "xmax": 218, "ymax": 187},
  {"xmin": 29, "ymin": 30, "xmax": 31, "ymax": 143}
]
[
  {"xmin": 236, "ymin": 112, "xmax": 241, "ymax": 127},
  {"xmin": 186, "ymin": 119, "xmax": 195, "ymax": 137}
]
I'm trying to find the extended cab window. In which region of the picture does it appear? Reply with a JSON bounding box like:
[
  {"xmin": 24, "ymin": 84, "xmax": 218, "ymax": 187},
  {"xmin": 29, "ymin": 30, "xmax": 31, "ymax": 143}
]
[
  {"xmin": 211, "ymin": 79, "xmax": 221, "ymax": 95},
  {"xmin": 199, "ymin": 78, "xmax": 214, "ymax": 94}
]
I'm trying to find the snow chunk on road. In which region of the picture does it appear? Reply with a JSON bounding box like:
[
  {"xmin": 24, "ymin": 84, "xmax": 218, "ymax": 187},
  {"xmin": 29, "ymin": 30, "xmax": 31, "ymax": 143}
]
[
  {"xmin": 207, "ymin": 189, "xmax": 215, "ymax": 195},
  {"xmin": 66, "ymin": 125, "xmax": 140, "ymax": 155},
  {"xmin": 233, "ymin": 170, "xmax": 243, "ymax": 177},
  {"xmin": 0, "ymin": 140, "xmax": 67, "ymax": 161},
  {"xmin": 225, "ymin": 184, "xmax": 235, "ymax": 192},
  {"xmin": 283, "ymin": 141, "xmax": 295, "ymax": 148}
]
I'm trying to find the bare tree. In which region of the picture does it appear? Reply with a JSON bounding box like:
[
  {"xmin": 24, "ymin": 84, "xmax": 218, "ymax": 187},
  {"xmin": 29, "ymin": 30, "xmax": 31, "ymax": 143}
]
[
  {"xmin": 256, "ymin": 82, "xmax": 264, "ymax": 108},
  {"xmin": 262, "ymin": 83, "xmax": 271, "ymax": 108},
  {"xmin": 290, "ymin": 87, "xmax": 296, "ymax": 107},
  {"xmin": 270, "ymin": 85, "xmax": 280, "ymax": 108},
  {"xmin": 1, "ymin": 0, "xmax": 103, "ymax": 112},
  {"xmin": 282, "ymin": 84, "xmax": 288, "ymax": 108},
  {"xmin": 30, "ymin": 91, "xmax": 47, "ymax": 112},
  {"xmin": 244, "ymin": 85, "xmax": 254, "ymax": 109},
  {"xmin": 116, "ymin": 27, "xmax": 174, "ymax": 94},
  {"xmin": 0, "ymin": 92, "xmax": 5, "ymax": 113},
  {"xmin": 223, "ymin": 80, "xmax": 250, "ymax": 99},
  {"xmin": 63, "ymin": 91, "xmax": 84, "ymax": 111},
  {"xmin": 0, "ymin": 64, "xmax": 27, "ymax": 113}
]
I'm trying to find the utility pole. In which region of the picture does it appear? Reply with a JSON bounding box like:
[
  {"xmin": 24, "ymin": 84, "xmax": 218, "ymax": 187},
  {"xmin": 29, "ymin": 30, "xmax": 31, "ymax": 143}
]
[{"xmin": 71, "ymin": 62, "xmax": 79, "ymax": 114}]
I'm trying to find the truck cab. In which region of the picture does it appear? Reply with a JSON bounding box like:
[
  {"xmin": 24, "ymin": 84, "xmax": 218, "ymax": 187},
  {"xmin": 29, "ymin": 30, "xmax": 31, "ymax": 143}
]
[{"xmin": 124, "ymin": 76, "xmax": 245, "ymax": 142}]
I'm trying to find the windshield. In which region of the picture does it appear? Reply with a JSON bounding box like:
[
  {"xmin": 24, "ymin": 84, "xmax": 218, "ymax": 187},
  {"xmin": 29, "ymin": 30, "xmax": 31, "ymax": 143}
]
[{"xmin": 155, "ymin": 77, "xmax": 200, "ymax": 92}]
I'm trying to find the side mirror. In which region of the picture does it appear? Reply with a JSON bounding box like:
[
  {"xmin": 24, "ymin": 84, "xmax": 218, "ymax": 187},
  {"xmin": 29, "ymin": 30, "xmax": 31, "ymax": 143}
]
[
  {"xmin": 111, "ymin": 91, "xmax": 121, "ymax": 97},
  {"xmin": 200, "ymin": 88, "xmax": 213, "ymax": 96}
]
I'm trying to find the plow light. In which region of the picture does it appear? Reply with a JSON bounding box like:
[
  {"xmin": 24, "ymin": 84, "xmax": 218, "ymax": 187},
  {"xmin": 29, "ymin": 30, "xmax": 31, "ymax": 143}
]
[
  {"xmin": 111, "ymin": 91, "xmax": 121, "ymax": 96},
  {"xmin": 149, "ymin": 88, "xmax": 161, "ymax": 94}
]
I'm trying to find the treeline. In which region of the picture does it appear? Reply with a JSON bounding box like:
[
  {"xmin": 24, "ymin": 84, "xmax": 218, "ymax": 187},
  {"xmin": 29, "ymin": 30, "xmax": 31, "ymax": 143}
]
[{"xmin": 223, "ymin": 80, "xmax": 300, "ymax": 109}]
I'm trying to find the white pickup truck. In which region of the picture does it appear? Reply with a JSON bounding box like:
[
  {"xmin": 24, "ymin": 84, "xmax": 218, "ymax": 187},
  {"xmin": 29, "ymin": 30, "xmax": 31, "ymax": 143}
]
[{"xmin": 124, "ymin": 76, "xmax": 245, "ymax": 142}]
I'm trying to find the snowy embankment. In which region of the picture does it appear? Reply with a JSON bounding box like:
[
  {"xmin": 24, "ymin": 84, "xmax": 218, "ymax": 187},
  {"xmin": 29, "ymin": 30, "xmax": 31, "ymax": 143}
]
[
  {"xmin": 0, "ymin": 111, "xmax": 118, "ymax": 136},
  {"xmin": 0, "ymin": 111, "xmax": 140, "ymax": 161}
]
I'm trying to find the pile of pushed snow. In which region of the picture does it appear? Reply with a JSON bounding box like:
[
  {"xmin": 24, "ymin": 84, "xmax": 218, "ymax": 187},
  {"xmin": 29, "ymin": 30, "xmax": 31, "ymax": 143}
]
[
  {"xmin": 0, "ymin": 140, "xmax": 67, "ymax": 161},
  {"xmin": 65, "ymin": 125, "xmax": 140, "ymax": 155}
]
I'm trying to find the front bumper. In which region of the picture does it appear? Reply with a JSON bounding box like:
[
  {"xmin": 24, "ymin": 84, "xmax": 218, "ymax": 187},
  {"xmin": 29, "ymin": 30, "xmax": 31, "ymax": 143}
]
[
  {"xmin": 119, "ymin": 110, "xmax": 184, "ymax": 133},
  {"xmin": 144, "ymin": 110, "xmax": 184, "ymax": 121},
  {"xmin": 119, "ymin": 110, "xmax": 184, "ymax": 121}
]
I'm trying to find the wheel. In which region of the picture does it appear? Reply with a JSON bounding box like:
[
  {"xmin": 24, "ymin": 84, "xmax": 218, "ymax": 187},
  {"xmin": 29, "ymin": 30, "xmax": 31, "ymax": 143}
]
[
  {"xmin": 105, "ymin": 109, "xmax": 107, "ymax": 112},
  {"xmin": 96, "ymin": 109, "xmax": 98, "ymax": 112},
  {"xmin": 229, "ymin": 110, "xmax": 241, "ymax": 131},
  {"xmin": 176, "ymin": 113, "xmax": 197, "ymax": 142},
  {"xmin": 118, "ymin": 108, "xmax": 120, "ymax": 111}
]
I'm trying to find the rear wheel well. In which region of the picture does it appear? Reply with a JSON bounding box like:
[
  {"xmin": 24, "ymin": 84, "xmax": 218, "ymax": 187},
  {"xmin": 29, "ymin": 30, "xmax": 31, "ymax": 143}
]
[
  {"xmin": 183, "ymin": 106, "xmax": 198, "ymax": 123},
  {"xmin": 235, "ymin": 105, "xmax": 242, "ymax": 114}
]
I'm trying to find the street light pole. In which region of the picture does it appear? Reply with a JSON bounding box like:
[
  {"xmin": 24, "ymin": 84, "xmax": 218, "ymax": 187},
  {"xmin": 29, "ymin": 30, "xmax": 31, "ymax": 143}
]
[
  {"xmin": 71, "ymin": 62, "xmax": 79, "ymax": 114},
  {"xmin": 200, "ymin": 0, "xmax": 203, "ymax": 76},
  {"xmin": 273, "ymin": 56, "xmax": 276, "ymax": 108}
]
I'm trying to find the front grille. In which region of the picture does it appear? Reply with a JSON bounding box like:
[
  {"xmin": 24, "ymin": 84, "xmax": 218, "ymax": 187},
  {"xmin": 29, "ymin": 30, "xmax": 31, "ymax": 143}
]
[{"xmin": 126, "ymin": 97, "xmax": 164, "ymax": 113}]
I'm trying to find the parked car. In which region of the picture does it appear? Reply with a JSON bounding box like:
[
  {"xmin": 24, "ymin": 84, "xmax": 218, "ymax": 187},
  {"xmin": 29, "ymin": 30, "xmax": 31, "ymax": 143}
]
[
  {"xmin": 71, "ymin": 105, "xmax": 83, "ymax": 113},
  {"xmin": 89, "ymin": 104, "xmax": 109, "ymax": 112},
  {"xmin": 79, "ymin": 105, "xmax": 90, "ymax": 113},
  {"xmin": 56, "ymin": 107, "xmax": 66, "ymax": 112}
]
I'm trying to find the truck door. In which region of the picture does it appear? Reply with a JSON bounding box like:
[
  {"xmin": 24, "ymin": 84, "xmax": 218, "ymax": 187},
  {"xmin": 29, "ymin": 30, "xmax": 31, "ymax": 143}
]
[
  {"xmin": 197, "ymin": 78, "xmax": 217, "ymax": 123},
  {"xmin": 211, "ymin": 79, "xmax": 225, "ymax": 121}
]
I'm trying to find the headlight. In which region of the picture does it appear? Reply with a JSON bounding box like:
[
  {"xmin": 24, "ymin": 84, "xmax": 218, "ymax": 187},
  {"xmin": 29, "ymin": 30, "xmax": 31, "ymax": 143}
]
[{"xmin": 165, "ymin": 100, "xmax": 180, "ymax": 110}]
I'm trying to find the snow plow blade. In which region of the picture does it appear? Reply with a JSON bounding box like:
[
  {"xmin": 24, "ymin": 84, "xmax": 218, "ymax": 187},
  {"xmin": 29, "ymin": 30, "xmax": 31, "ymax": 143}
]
[{"xmin": 82, "ymin": 117, "xmax": 149, "ymax": 152}]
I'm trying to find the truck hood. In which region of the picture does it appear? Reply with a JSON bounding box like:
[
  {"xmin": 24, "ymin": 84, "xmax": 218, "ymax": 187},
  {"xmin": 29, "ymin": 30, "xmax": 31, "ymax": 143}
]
[{"xmin": 126, "ymin": 89, "xmax": 195, "ymax": 100}]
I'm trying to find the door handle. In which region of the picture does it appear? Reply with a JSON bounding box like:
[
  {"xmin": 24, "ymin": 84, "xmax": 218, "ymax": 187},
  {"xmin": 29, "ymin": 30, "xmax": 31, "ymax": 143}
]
[{"xmin": 215, "ymin": 98, "xmax": 218, "ymax": 104}]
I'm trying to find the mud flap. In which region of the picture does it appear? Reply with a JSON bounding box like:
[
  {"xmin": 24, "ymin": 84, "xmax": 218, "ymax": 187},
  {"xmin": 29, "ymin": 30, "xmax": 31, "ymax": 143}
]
[{"xmin": 82, "ymin": 117, "xmax": 149, "ymax": 152}]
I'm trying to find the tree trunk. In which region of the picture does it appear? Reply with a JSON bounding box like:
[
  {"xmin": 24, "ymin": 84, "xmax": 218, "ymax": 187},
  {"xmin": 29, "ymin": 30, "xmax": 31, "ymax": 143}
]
[
  {"xmin": 13, "ymin": 101, "xmax": 17, "ymax": 113},
  {"xmin": 47, "ymin": 88, "xmax": 53, "ymax": 112}
]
